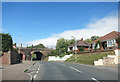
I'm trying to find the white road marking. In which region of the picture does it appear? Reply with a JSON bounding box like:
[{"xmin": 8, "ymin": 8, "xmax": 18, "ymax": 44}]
[
  {"xmin": 34, "ymin": 75, "xmax": 37, "ymax": 78},
  {"xmin": 38, "ymin": 65, "xmax": 40, "ymax": 70},
  {"xmin": 69, "ymin": 67, "xmax": 83, "ymax": 73},
  {"xmin": 36, "ymin": 71, "xmax": 39, "ymax": 73},
  {"xmin": 59, "ymin": 63, "xmax": 66, "ymax": 66},
  {"xmin": 30, "ymin": 72, "xmax": 36, "ymax": 74},
  {"xmin": 91, "ymin": 78, "xmax": 99, "ymax": 82}
]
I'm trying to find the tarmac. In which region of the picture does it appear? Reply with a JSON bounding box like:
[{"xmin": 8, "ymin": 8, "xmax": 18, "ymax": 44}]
[{"xmin": 2, "ymin": 61, "xmax": 35, "ymax": 81}]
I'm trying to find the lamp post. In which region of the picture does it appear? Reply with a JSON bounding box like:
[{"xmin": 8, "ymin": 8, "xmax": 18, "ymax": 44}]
[{"xmin": 71, "ymin": 36, "xmax": 77, "ymax": 62}]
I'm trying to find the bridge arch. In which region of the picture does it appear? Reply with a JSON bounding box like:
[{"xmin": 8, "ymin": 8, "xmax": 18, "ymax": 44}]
[{"xmin": 31, "ymin": 50, "xmax": 44, "ymax": 60}]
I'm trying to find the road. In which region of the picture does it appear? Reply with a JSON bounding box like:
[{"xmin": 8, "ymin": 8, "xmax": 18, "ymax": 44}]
[{"xmin": 27, "ymin": 61, "xmax": 119, "ymax": 81}]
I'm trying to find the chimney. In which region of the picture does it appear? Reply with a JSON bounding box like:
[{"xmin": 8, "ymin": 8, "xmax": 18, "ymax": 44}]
[{"xmin": 81, "ymin": 38, "xmax": 83, "ymax": 41}]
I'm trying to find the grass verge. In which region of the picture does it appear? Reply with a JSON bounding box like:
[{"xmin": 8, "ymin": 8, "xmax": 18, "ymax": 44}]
[{"xmin": 65, "ymin": 51, "xmax": 115, "ymax": 65}]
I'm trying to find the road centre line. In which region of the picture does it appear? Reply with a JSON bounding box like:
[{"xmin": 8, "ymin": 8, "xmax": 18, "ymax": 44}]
[
  {"xmin": 69, "ymin": 67, "xmax": 83, "ymax": 73},
  {"xmin": 38, "ymin": 65, "xmax": 40, "ymax": 70},
  {"xmin": 36, "ymin": 71, "xmax": 39, "ymax": 73},
  {"xmin": 58, "ymin": 63, "xmax": 66, "ymax": 66},
  {"xmin": 33, "ymin": 74, "xmax": 37, "ymax": 78},
  {"xmin": 91, "ymin": 78, "xmax": 99, "ymax": 82}
]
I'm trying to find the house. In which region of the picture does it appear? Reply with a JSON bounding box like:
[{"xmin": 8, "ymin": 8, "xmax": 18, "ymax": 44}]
[
  {"xmin": 91, "ymin": 31, "xmax": 120, "ymax": 50},
  {"xmin": 68, "ymin": 38, "xmax": 90, "ymax": 52}
]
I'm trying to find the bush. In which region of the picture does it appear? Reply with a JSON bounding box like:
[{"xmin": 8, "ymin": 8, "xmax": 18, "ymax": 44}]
[
  {"xmin": 47, "ymin": 50, "xmax": 60, "ymax": 56},
  {"xmin": 79, "ymin": 47, "xmax": 84, "ymax": 52},
  {"xmin": 59, "ymin": 53, "xmax": 65, "ymax": 58},
  {"xmin": 66, "ymin": 52, "xmax": 70, "ymax": 55},
  {"xmin": 70, "ymin": 51, "xmax": 73, "ymax": 54}
]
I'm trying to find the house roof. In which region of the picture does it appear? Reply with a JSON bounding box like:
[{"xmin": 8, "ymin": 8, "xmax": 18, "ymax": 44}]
[
  {"xmin": 91, "ymin": 31, "xmax": 120, "ymax": 43},
  {"xmin": 68, "ymin": 40, "xmax": 90, "ymax": 47}
]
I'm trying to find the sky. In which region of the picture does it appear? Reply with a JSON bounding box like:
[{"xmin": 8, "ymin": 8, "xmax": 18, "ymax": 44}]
[{"xmin": 2, "ymin": 2, "xmax": 118, "ymax": 48}]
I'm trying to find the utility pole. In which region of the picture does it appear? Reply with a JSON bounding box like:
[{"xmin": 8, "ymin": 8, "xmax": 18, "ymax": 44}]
[
  {"xmin": 18, "ymin": 43, "xmax": 21, "ymax": 54},
  {"xmin": 71, "ymin": 36, "xmax": 77, "ymax": 62},
  {"xmin": 21, "ymin": 44, "xmax": 22, "ymax": 48}
]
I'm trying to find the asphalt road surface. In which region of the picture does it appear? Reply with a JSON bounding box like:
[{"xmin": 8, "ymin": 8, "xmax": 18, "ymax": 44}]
[{"xmin": 27, "ymin": 61, "xmax": 119, "ymax": 81}]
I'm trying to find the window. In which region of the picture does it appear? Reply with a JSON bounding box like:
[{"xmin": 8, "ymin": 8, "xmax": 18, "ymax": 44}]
[{"xmin": 107, "ymin": 39, "xmax": 115, "ymax": 47}]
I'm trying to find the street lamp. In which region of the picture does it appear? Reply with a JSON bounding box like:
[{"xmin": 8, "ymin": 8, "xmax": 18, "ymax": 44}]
[{"xmin": 71, "ymin": 36, "xmax": 77, "ymax": 62}]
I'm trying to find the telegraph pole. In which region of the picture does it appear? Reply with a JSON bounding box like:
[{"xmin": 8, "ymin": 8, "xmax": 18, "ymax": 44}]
[{"xmin": 71, "ymin": 36, "xmax": 77, "ymax": 62}]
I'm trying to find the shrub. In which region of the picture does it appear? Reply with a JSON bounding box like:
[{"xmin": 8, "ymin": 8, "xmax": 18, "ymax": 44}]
[
  {"xmin": 79, "ymin": 47, "xmax": 84, "ymax": 52},
  {"xmin": 94, "ymin": 40, "xmax": 102, "ymax": 51},
  {"xmin": 66, "ymin": 52, "xmax": 70, "ymax": 55},
  {"xmin": 48, "ymin": 50, "xmax": 60, "ymax": 56},
  {"xmin": 59, "ymin": 53, "xmax": 65, "ymax": 58}
]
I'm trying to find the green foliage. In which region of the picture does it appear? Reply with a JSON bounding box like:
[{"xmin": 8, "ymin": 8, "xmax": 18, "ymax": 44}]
[
  {"xmin": 56, "ymin": 38, "xmax": 75, "ymax": 54},
  {"xmin": 47, "ymin": 50, "xmax": 60, "ymax": 56},
  {"xmin": 66, "ymin": 52, "xmax": 70, "ymax": 55},
  {"xmin": 59, "ymin": 53, "xmax": 65, "ymax": 58},
  {"xmin": 13, "ymin": 43, "xmax": 17, "ymax": 46},
  {"xmin": 1, "ymin": 33, "xmax": 13, "ymax": 52},
  {"xmin": 56, "ymin": 38, "xmax": 69, "ymax": 54},
  {"xmin": 94, "ymin": 40, "xmax": 102, "ymax": 51},
  {"xmin": 69, "ymin": 39, "xmax": 75, "ymax": 45},
  {"xmin": 91, "ymin": 36, "xmax": 100, "ymax": 41},
  {"xmin": 84, "ymin": 39, "xmax": 92, "ymax": 43},
  {"xmin": 28, "ymin": 43, "xmax": 45, "ymax": 48},
  {"xmin": 32, "ymin": 54, "xmax": 36, "ymax": 59},
  {"xmin": 78, "ymin": 47, "xmax": 84, "ymax": 52},
  {"xmin": 66, "ymin": 51, "xmax": 114, "ymax": 65},
  {"xmin": 116, "ymin": 37, "xmax": 120, "ymax": 49}
]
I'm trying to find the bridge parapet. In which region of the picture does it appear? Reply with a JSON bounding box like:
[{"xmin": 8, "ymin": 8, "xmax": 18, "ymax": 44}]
[{"xmin": 15, "ymin": 47, "xmax": 52, "ymax": 60}]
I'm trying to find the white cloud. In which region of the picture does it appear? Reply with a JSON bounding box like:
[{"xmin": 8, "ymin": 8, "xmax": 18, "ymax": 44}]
[
  {"xmin": 27, "ymin": 15, "xmax": 118, "ymax": 48},
  {"xmin": 0, "ymin": 28, "xmax": 2, "ymax": 32},
  {"xmin": 28, "ymin": 37, "xmax": 59, "ymax": 48}
]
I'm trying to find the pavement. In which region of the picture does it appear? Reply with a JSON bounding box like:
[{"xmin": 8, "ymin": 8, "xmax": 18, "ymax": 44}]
[
  {"xmin": 26, "ymin": 61, "xmax": 119, "ymax": 81},
  {"xmin": 2, "ymin": 61, "xmax": 35, "ymax": 81}
]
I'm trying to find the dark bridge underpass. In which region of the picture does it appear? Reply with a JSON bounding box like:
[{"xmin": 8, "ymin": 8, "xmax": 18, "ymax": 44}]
[{"xmin": 33, "ymin": 52, "xmax": 43, "ymax": 60}]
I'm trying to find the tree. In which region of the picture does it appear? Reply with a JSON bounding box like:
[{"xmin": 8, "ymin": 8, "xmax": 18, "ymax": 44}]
[
  {"xmin": 84, "ymin": 39, "xmax": 92, "ymax": 43},
  {"xmin": 69, "ymin": 39, "xmax": 75, "ymax": 45},
  {"xmin": 28, "ymin": 43, "xmax": 45, "ymax": 48},
  {"xmin": 94, "ymin": 40, "xmax": 103, "ymax": 51},
  {"xmin": 2, "ymin": 33, "xmax": 13, "ymax": 52},
  {"xmin": 91, "ymin": 36, "xmax": 100, "ymax": 41},
  {"xmin": 56, "ymin": 38, "xmax": 69, "ymax": 54}
]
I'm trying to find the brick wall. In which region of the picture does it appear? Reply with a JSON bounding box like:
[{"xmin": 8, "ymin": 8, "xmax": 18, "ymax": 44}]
[
  {"xmin": 1, "ymin": 50, "xmax": 21, "ymax": 65},
  {"xmin": 2, "ymin": 52, "xmax": 10, "ymax": 65},
  {"xmin": 11, "ymin": 49, "xmax": 21, "ymax": 64}
]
